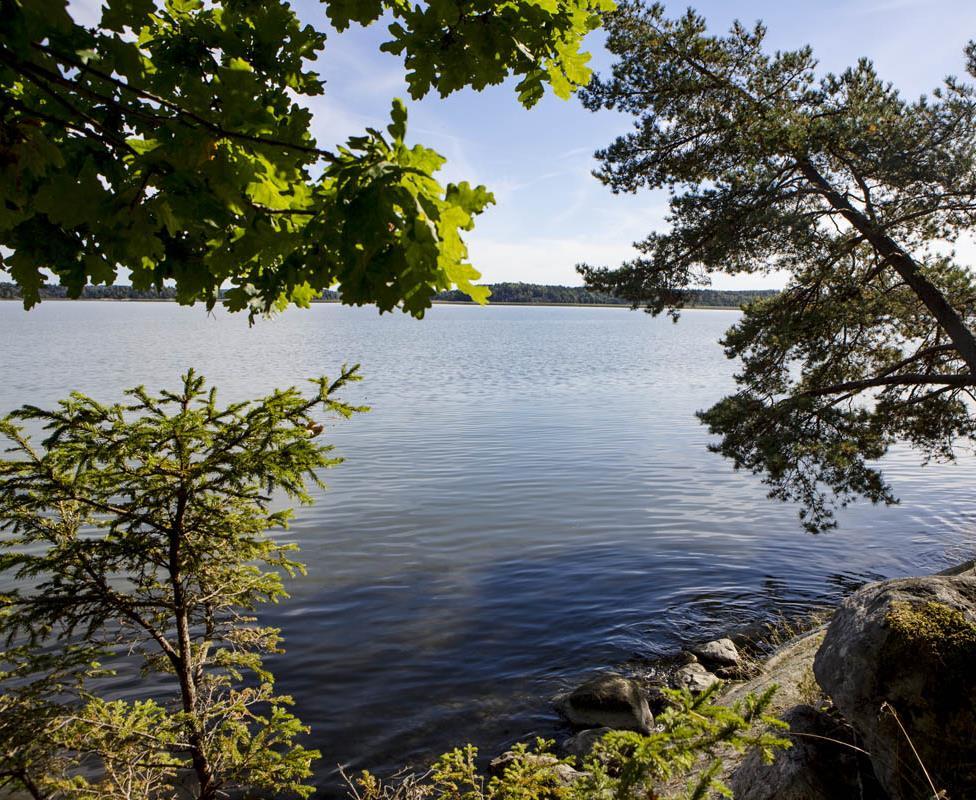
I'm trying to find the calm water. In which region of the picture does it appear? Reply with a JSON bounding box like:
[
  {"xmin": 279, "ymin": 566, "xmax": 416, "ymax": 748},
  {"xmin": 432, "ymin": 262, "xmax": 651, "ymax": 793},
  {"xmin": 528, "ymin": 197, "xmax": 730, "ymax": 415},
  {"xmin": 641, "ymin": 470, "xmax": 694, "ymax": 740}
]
[{"xmin": 1, "ymin": 302, "xmax": 974, "ymax": 792}]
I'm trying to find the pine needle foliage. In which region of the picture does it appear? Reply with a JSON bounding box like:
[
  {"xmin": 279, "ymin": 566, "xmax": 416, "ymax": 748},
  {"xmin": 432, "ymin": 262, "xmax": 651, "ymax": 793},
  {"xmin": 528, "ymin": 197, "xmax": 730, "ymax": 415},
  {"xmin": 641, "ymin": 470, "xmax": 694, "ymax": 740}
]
[
  {"xmin": 579, "ymin": 2, "xmax": 976, "ymax": 530},
  {"xmin": 0, "ymin": 368, "xmax": 366, "ymax": 799}
]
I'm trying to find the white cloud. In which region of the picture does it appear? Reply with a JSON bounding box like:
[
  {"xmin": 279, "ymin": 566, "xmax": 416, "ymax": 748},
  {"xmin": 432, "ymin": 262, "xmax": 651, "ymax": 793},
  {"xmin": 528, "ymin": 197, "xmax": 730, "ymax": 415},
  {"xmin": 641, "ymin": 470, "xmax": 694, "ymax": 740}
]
[
  {"xmin": 468, "ymin": 235, "xmax": 639, "ymax": 285},
  {"xmin": 467, "ymin": 234, "xmax": 790, "ymax": 290},
  {"xmin": 305, "ymin": 94, "xmax": 383, "ymax": 149},
  {"xmin": 67, "ymin": 0, "xmax": 100, "ymax": 25}
]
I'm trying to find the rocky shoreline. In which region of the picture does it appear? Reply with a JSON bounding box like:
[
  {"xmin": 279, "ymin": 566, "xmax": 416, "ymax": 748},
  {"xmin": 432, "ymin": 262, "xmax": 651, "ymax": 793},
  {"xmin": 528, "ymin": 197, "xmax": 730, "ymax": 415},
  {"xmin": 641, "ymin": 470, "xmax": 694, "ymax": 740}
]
[{"xmin": 538, "ymin": 558, "xmax": 976, "ymax": 799}]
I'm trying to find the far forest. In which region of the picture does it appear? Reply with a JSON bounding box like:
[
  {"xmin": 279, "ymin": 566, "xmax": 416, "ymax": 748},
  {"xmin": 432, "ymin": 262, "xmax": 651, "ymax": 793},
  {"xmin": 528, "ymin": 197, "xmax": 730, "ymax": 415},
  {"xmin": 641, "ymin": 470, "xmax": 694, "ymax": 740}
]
[{"xmin": 0, "ymin": 283, "xmax": 775, "ymax": 309}]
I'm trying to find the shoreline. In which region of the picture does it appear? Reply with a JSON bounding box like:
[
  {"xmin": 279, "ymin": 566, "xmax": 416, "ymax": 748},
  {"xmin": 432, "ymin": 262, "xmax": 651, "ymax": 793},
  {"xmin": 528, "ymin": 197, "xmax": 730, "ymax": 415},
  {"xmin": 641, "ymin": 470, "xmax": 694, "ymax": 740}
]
[
  {"xmin": 429, "ymin": 300, "xmax": 746, "ymax": 310},
  {"xmin": 545, "ymin": 554, "xmax": 976, "ymax": 799},
  {"xmin": 0, "ymin": 298, "xmax": 749, "ymax": 311},
  {"xmin": 680, "ymin": 556, "xmax": 976, "ymax": 701},
  {"xmin": 638, "ymin": 556, "xmax": 975, "ymax": 793}
]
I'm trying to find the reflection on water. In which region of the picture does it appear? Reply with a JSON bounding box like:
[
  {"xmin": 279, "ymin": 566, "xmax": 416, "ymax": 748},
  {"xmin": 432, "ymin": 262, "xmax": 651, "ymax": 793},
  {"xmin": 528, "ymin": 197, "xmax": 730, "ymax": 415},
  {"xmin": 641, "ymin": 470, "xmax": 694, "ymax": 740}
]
[{"xmin": 1, "ymin": 302, "xmax": 974, "ymax": 792}]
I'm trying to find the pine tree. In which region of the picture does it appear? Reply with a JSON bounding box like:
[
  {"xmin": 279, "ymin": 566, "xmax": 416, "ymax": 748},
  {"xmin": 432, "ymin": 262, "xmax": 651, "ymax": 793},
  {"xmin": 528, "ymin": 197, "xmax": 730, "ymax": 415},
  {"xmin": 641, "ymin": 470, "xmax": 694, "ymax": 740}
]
[{"xmin": 580, "ymin": 2, "xmax": 976, "ymax": 529}]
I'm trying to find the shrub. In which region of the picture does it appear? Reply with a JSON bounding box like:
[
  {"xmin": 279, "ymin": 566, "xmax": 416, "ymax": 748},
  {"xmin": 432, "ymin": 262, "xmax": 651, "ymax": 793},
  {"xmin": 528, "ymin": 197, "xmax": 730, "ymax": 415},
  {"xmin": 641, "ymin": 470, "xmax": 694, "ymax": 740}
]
[{"xmin": 348, "ymin": 685, "xmax": 789, "ymax": 800}]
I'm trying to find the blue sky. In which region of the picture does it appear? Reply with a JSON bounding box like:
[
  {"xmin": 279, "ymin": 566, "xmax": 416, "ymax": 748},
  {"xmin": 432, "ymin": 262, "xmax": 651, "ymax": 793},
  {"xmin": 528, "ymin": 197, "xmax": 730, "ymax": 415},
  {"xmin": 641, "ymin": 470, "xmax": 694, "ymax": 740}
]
[
  {"xmin": 299, "ymin": 0, "xmax": 976, "ymax": 289},
  {"xmin": 62, "ymin": 1, "xmax": 976, "ymax": 289}
]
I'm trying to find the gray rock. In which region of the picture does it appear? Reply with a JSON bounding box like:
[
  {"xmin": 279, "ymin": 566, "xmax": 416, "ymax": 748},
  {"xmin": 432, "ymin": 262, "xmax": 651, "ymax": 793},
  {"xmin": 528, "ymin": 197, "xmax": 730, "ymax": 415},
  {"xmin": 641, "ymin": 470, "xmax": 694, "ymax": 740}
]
[
  {"xmin": 721, "ymin": 628, "xmax": 827, "ymax": 715},
  {"xmin": 814, "ymin": 575, "xmax": 976, "ymax": 800},
  {"xmin": 731, "ymin": 704, "xmax": 882, "ymax": 800},
  {"xmin": 671, "ymin": 662, "xmax": 720, "ymax": 693},
  {"xmin": 549, "ymin": 763, "xmax": 586, "ymax": 787},
  {"xmin": 690, "ymin": 638, "xmax": 740, "ymax": 670},
  {"xmin": 489, "ymin": 752, "xmax": 585, "ymax": 786},
  {"xmin": 562, "ymin": 727, "xmax": 612, "ymax": 759},
  {"xmin": 555, "ymin": 674, "xmax": 653, "ymax": 733}
]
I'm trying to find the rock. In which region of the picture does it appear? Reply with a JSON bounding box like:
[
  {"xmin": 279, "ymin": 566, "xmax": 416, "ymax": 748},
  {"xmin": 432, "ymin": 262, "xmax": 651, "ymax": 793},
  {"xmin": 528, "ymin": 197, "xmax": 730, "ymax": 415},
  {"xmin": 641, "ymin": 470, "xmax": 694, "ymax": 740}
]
[
  {"xmin": 690, "ymin": 638, "xmax": 740, "ymax": 670},
  {"xmin": 489, "ymin": 751, "xmax": 585, "ymax": 786},
  {"xmin": 489, "ymin": 750, "xmax": 554, "ymax": 772},
  {"xmin": 721, "ymin": 628, "xmax": 827, "ymax": 716},
  {"xmin": 713, "ymin": 665, "xmax": 739, "ymax": 680},
  {"xmin": 562, "ymin": 727, "xmax": 612, "ymax": 759},
  {"xmin": 555, "ymin": 674, "xmax": 653, "ymax": 733},
  {"xmin": 671, "ymin": 662, "xmax": 720, "ymax": 694},
  {"xmin": 731, "ymin": 704, "xmax": 883, "ymax": 800},
  {"xmin": 549, "ymin": 763, "xmax": 586, "ymax": 787},
  {"xmin": 645, "ymin": 682, "xmax": 671, "ymax": 714},
  {"xmin": 814, "ymin": 575, "xmax": 976, "ymax": 800}
]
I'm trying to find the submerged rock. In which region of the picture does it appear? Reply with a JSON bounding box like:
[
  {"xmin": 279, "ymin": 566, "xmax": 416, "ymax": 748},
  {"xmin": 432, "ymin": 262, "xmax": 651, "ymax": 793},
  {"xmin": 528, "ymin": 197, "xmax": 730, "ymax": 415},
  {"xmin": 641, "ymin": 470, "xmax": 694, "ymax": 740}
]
[
  {"xmin": 671, "ymin": 662, "xmax": 720, "ymax": 694},
  {"xmin": 690, "ymin": 638, "xmax": 740, "ymax": 670},
  {"xmin": 814, "ymin": 575, "xmax": 976, "ymax": 800},
  {"xmin": 731, "ymin": 704, "xmax": 883, "ymax": 800},
  {"xmin": 556, "ymin": 674, "xmax": 653, "ymax": 733}
]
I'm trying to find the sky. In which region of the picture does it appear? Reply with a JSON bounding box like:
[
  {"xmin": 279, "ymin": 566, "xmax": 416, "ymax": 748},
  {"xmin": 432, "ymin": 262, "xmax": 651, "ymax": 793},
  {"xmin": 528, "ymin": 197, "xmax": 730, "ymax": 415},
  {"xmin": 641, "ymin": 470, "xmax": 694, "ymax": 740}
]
[{"xmin": 55, "ymin": 0, "xmax": 976, "ymax": 289}]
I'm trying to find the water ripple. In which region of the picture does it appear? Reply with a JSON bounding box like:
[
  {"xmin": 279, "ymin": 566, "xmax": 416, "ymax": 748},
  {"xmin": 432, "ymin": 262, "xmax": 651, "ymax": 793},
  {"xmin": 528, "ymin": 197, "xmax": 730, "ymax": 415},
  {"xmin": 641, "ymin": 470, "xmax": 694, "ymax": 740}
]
[{"xmin": 1, "ymin": 302, "xmax": 974, "ymax": 793}]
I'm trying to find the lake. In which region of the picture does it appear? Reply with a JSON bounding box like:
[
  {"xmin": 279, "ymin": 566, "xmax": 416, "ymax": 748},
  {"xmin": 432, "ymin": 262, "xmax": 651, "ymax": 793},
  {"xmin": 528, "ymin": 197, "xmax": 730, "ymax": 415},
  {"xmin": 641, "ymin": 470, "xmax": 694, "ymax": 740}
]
[{"xmin": 1, "ymin": 301, "xmax": 974, "ymax": 793}]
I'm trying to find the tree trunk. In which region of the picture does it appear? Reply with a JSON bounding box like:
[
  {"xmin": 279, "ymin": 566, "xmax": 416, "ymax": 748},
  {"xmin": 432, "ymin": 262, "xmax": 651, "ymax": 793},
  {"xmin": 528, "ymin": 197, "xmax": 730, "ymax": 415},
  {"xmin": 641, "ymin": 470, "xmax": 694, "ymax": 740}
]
[
  {"xmin": 170, "ymin": 476, "xmax": 218, "ymax": 800},
  {"xmin": 797, "ymin": 158, "xmax": 976, "ymax": 375}
]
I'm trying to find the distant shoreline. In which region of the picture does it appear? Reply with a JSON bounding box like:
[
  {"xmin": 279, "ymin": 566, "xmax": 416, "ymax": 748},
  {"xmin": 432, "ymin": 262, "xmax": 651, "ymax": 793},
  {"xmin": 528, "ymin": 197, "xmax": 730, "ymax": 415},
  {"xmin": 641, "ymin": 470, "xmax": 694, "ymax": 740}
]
[
  {"xmin": 0, "ymin": 281, "xmax": 777, "ymax": 310},
  {"xmin": 0, "ymin": 297, "xmax": 749, "ymax": 311},
  {"xmin": 430, "ymin": 300, "xmax": 746, "ymax": 310}
]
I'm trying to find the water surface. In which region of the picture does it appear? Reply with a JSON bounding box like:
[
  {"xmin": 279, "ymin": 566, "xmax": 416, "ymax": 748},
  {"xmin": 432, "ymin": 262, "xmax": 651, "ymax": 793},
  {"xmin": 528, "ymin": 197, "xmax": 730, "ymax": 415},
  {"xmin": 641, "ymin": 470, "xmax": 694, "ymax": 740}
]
[{"xmin": 1, "ymin": 302, "xmax": 973, "ymax": 791}]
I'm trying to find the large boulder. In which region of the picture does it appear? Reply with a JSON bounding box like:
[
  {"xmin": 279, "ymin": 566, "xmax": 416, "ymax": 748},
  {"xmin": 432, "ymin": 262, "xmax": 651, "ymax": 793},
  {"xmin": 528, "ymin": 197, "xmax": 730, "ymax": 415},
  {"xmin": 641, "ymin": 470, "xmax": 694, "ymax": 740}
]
[
  {"xmin": 555, "ymin": 674, "xmax": 653, "ymax": 733},
  {"xmin": 814, "ymin": 575, "xmax": 976, "ymax": 800},
  {"xmin": 731, "ymin": 705, "xmax": 883, "ymax": 800}
]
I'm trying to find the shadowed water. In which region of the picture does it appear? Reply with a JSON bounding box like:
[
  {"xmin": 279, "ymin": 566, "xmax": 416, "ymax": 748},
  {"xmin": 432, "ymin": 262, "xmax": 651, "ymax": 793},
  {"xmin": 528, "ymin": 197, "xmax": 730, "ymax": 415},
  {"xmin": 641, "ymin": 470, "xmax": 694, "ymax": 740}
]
[{"xmin": 1, "ymin": 302, "xmax": 974, "ymax": 792}]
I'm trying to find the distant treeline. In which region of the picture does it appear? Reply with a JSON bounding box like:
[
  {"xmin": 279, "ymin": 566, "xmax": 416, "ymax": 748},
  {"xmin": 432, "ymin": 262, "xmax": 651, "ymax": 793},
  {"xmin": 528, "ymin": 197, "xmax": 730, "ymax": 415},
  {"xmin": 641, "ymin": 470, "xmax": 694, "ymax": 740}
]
[
  {"xmin": 0, "ymin": 282, "xmax": 178, "ymax": 301},
  {"xmin": 435, "ymin": 282, "xmax": 778, "ymax": 307},
  {"xmin": 1, "ymin": 281, "xmax": 775, "ymax": 308},
  {"xmin": 0, "ymin": 283, "xmax": 340, "ymax": 302}
]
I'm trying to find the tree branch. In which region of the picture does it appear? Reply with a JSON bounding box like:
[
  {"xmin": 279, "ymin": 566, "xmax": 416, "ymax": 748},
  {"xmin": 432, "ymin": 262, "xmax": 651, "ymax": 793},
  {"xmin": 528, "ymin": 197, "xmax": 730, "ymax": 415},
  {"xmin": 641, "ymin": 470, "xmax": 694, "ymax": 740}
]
[
  {"xmin": 30, "ymin": 43, "xmax": 339, "ymax": 163},
  {"xmin": 802, "ymin": 372, "xmax": 974, "ymax": 397},
  {"xmin": 796, "ymin": 158, "xmax": 976, "ymax": 374}
]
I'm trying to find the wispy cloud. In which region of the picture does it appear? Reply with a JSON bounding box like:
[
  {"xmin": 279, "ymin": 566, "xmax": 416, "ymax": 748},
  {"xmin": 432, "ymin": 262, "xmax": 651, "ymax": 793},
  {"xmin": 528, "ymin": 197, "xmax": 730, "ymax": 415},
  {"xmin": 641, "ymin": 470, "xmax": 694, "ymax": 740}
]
[
  {"xmin": 467, "ymin": 234, "xmax": 790, "ymax": 291},
  {"xmin": 468, "ymin": 235, "xmax": 639, "ymax": 285},
  {"xmin": 60, "ymin": 0, "xmax": 976, "ymax": 293}
]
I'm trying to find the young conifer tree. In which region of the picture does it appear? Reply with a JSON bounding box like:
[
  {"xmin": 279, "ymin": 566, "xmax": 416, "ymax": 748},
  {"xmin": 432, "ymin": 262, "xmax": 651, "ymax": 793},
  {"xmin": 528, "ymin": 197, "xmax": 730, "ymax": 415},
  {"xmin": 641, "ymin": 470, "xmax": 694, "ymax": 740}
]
[{"xmin": 0, "ymin": 368, "xmax": 365, "ymax": 799}]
